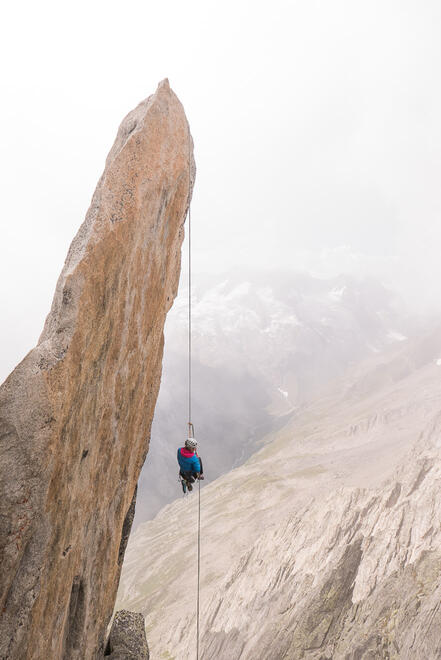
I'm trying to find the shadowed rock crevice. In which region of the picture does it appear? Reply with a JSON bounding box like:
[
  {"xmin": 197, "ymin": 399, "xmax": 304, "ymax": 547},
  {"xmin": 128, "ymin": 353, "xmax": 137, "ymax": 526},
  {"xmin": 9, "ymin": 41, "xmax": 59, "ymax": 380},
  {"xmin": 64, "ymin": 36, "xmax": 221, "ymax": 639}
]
[
  {"xmin": 335, "ymin": 550, "xmax": 441, "ymax": 660},
  {"xmin": 305, "ymin": 540, "xmax": 363, "ymax": 648},
  {"xmin": 63, "ymin": 576, "xmax": 86, "ymax": 659},
  {"xmin": 118, "ymin": 487, "xmax": 137, "ymax": 566}
]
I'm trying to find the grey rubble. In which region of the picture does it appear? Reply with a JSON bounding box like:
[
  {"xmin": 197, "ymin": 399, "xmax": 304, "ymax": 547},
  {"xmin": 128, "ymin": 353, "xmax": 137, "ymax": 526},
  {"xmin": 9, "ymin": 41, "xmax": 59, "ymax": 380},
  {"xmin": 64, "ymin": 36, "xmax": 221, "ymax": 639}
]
[{"xmin": 106, "ymin": 610, "xmax": 149, "ymax": 659}]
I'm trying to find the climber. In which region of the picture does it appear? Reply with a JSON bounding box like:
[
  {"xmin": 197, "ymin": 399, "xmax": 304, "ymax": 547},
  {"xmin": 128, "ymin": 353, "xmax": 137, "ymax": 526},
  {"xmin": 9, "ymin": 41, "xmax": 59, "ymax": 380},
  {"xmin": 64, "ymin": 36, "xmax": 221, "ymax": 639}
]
[{"xmin": 177, "ymin": 438, "xmax": 204, "ymax": 493}]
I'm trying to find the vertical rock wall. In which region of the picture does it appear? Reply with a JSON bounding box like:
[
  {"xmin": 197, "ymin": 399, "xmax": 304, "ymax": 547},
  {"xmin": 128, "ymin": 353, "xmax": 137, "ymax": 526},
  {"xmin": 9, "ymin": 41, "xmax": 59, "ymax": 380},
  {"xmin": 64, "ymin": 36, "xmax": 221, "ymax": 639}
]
[{"xmin": 0, "ymin": 79, "xmax": 194, "ymax": 659}]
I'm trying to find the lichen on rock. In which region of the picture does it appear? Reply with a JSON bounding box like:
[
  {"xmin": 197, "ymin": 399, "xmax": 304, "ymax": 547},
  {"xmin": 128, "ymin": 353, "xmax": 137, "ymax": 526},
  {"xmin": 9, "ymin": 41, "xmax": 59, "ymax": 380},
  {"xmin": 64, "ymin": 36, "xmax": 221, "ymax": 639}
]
[{"xmin": 105, "ymin": 610, "xmax": 149, "ymax": 659}]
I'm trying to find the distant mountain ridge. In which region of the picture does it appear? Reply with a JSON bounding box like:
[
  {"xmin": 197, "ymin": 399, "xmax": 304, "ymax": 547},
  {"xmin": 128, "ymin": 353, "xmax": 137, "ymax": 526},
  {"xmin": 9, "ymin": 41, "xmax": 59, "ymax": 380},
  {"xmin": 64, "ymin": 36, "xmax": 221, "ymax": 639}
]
[{"xmin": 135, "ymin": 270, "xmax": 412, "ymax": 524}]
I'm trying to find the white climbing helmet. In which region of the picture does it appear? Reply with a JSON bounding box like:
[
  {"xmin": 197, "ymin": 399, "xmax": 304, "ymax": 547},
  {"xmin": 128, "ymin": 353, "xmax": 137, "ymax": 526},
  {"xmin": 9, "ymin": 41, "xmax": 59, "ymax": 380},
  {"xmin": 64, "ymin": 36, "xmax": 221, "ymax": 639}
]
[{"xmin": 185, "ymin": 437, "xmax": 197, "ymax": 449}]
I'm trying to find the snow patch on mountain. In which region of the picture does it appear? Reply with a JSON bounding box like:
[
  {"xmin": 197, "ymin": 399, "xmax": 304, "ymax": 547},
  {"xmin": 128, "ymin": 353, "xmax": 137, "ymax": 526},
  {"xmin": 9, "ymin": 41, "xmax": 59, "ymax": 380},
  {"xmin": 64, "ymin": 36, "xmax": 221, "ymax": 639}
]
[
  {"xmin": 328, "ymin": 285, "xmax": 347, "ymax": 301},
  {"xmin": 387, "ymin": 330, "xmax": 407, "ymax": 342}
]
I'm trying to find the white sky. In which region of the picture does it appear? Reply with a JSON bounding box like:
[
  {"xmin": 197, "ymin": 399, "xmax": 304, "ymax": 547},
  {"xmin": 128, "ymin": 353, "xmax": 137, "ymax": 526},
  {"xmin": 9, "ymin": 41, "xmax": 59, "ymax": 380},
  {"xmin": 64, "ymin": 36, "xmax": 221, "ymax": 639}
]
[{"xmin": 1, "ymin": 0, "xmax": 441, "ymax": 381}]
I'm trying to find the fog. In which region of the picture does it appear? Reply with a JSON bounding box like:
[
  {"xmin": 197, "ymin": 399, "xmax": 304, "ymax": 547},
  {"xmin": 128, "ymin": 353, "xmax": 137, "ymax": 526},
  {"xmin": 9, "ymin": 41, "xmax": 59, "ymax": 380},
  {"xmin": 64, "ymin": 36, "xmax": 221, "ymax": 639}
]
[
  {"xmin": 2, "ymin": 0, "xmax": 441, "ymax": 383},
  {"xmin": 135, "ymin": 268, "xmax": 419, "ymax": 523}
]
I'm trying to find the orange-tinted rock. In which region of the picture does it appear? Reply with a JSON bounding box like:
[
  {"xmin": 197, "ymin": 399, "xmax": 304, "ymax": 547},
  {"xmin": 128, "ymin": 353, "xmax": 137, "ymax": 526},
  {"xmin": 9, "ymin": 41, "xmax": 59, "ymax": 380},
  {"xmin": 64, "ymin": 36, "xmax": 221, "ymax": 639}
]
[{"xmin": 0, "ymin": 79, "xmax": 194, "ymax": 659}]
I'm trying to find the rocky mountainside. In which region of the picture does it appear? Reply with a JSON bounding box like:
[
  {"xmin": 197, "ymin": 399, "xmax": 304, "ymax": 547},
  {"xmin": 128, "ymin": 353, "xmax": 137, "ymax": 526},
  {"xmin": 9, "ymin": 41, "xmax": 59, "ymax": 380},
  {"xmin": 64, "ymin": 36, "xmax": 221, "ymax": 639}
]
[
  {"xmin": 136, "ymin": 270, "xmax": 412, "ymax": 523},
  {"xmin": 0, "ymin": 80, "xmax": 193, "ymax": 659},
  {"xmin": 117, "ymin": 325, "xmax": 441, "ymax": 659}
]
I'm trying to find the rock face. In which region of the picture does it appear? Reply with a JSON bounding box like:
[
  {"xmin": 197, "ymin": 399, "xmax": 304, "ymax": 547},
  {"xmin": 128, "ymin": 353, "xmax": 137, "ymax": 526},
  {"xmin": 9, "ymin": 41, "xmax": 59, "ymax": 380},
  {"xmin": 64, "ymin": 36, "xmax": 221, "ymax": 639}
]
[
  {"xmin": 105, "ymin": 610, "xmax": 149, "ymax": 659},
  {"xmin": 0, "ymin": 79, "xmax": 194, "ymax": 659},
  {"xmin": 116, "ymin": 329, "xmax": 441, "ymax": 659}
]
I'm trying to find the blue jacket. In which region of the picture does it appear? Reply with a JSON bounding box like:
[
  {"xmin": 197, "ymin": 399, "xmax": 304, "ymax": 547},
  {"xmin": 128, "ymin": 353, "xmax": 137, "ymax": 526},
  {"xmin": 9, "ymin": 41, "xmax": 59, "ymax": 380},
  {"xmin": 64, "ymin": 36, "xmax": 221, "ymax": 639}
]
[{"xmin": 177, "ymin": 447, "xmax": 201, "ymax": 474}]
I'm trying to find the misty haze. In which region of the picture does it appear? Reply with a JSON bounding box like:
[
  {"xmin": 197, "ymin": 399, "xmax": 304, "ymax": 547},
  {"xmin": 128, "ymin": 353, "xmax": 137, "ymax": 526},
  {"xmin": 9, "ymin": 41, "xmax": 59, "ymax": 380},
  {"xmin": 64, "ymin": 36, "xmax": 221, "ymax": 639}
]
[{"xmin": 1, "ymin": 1, "xmax": 441, "ymax": 659}]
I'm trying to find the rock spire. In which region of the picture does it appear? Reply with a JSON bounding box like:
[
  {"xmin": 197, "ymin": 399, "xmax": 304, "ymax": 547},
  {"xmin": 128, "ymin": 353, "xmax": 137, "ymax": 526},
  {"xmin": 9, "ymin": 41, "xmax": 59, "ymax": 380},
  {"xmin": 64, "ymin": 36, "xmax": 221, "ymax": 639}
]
[{"xmin": 0, "ymin": 79, "xmax": 194, "ymax": 659}]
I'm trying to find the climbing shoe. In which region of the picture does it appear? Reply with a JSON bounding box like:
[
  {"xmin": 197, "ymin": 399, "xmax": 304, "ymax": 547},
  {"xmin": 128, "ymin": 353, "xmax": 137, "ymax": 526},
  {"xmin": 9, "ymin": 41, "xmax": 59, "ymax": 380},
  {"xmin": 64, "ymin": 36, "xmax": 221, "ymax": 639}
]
[{"xmin": 187, "ymin": 482, "xmax": 193, "ymax": 491}]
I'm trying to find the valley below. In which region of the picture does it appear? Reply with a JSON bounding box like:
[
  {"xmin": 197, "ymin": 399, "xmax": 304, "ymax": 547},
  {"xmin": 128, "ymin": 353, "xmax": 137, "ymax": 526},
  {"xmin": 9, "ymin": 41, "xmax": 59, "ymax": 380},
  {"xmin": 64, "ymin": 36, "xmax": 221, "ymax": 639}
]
[{"xmin": 117, "ymin": 326, "xmax": 441, "ymax": 659}]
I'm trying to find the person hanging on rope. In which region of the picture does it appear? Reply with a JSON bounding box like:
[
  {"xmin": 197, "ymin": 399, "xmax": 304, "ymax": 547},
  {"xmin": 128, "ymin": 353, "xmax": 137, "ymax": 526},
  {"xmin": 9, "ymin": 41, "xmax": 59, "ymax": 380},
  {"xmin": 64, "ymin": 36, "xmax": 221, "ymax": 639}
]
[{"xmin": 177, "ymin": 438, "xmax": 204, "ymax": 493}]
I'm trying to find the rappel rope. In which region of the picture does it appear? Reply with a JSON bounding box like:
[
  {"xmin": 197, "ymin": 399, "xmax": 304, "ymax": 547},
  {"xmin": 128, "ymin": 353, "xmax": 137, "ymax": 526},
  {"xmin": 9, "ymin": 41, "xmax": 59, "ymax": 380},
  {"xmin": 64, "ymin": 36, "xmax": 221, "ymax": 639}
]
[
  {"xmin": 197, "ymin": 476, "xmax": 201, "ymax": 660},
  {"xmin": 188, "ymin": 200, "xmax": 192, "ymax": 425},
  {"xmin": 187, "ymin": 166, "xmax": 201, "ymax": 660}
]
